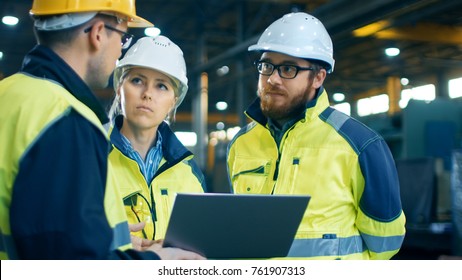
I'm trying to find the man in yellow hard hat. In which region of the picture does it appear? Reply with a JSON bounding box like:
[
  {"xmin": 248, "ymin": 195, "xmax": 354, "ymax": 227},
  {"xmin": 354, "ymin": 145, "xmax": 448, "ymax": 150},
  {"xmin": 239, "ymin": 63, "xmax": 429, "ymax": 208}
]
[{"xmin": 0, "ymin": 0, "xmax": 204, "ymax": 260}]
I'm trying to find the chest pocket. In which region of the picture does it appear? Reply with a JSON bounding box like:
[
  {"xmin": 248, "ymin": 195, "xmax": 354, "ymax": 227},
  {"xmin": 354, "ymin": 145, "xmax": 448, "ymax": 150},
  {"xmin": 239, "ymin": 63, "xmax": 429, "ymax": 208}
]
[
  {"xmin": 154, "ymin": 188, "xmax": 172, "ymax": 239},
  {"xmin": 123, "ymin": 191, "xmax": 156, "ymax": 240},
  {"xmin": 231, "ymin": 158, "xmax": 273, "ymax": 194}
]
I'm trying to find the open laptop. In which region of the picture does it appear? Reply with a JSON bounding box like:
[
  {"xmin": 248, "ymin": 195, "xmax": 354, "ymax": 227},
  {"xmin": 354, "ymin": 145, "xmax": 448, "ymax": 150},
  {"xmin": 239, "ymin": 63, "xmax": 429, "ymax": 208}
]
[{"xmin": 163, "ymin": 193, "xmax": 310, "ymax": 259}]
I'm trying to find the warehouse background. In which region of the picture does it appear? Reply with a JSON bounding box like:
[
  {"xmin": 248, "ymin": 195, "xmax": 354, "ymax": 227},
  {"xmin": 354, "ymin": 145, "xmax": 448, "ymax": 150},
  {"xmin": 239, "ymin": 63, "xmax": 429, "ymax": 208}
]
[{"xmin": 1, "ymin": 0, "xmax": 462, "ymax": 259}]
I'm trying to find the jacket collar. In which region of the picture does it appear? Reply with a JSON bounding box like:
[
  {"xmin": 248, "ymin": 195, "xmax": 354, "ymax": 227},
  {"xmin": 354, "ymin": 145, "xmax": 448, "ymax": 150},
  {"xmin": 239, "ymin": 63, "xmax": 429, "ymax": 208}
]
[
  {"xmin": 20, "ymin": 45, "xmax": 109, "ymax": 124},
  {"xmin": 110, "ymin": 115, "xmax": 192, "ymax": 163}
]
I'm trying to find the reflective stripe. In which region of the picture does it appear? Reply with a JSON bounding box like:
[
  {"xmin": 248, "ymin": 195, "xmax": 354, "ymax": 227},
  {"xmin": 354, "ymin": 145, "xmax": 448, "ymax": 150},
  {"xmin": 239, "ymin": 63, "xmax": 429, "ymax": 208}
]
[
  {"xmin": 109, "ymin": 221, "xmax": 131, "ymax": 250},
  {"xmin": 288, "ymin": 235, "xmax": 365, "ymax": 257},
  {"xmin": 0, "ymin": 231, "xmax": 17, "ymax": 260},
  {"xmin": 361, "ymin": 232, "xmax": 405, "ymax": 253},
  {"xmin": 323, "ymin": 108, "xmax": 348, "ymax": 132},
  {"xmin": 288, "ymin": 233, "xmax": 405, "ymax": 257}
]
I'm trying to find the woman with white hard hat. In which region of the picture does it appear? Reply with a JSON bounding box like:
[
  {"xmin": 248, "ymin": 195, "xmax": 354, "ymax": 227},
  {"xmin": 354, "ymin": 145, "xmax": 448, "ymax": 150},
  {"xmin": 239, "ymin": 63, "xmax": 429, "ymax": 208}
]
[{"xmin": 109, "ymin": 36, "xmax": 207, "ymax": 241}]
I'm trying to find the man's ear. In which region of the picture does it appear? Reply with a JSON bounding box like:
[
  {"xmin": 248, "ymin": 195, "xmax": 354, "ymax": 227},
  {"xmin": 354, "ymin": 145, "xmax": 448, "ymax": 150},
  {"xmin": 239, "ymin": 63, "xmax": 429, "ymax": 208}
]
[
  {"xmin": 313, "ymin": 68, "xmax": 327, "ymax": 89},
  {"xmin": 86, "ymin": 21, "xmax": 105, "ymax": 51}
]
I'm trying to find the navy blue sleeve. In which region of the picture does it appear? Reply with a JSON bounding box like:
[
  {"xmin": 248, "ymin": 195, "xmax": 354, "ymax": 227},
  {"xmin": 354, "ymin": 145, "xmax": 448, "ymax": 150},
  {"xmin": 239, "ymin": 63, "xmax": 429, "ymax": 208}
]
[
  {"xmin": 10, "ymin": 111, "xmax": 159, "ymax": 260},
  {"xmin": 358, "ymin": 138, "xmax": 403, "ymax": 222}
]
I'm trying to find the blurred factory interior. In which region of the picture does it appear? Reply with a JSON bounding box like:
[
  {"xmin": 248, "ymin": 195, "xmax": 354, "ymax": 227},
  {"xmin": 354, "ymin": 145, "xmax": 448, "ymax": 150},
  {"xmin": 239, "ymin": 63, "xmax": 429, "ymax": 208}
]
[{"xmin": 1, "ymin": 0, "xmax": 462, "ymax": 259}]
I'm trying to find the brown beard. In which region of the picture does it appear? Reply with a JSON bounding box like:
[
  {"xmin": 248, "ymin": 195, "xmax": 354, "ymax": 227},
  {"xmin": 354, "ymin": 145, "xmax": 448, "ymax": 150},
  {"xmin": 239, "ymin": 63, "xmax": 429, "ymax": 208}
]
[{"xmin": 258, "ymin": 85, "xmax": 310, "ymax": 125}]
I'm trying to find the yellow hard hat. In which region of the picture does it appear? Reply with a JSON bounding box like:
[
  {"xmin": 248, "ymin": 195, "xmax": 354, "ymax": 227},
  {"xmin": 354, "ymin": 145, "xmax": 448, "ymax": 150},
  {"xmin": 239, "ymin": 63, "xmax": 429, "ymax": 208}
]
[{"xmin": 30, "ymin": 0, "xmax": 153, "ymax": 28}]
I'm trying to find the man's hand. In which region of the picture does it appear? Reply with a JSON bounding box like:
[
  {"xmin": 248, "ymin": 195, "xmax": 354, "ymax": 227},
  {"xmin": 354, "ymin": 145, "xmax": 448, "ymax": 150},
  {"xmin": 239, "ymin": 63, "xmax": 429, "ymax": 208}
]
[
  {"xmin": 146, "ymin": 243, "xmax": 206, "ymax": 260},
  {"xmin": 129, "ymin": 222, "xmax": 156, "ymax": 250},
  {"xmin": 129, "ymin": 222, "xmax": 205, "ymax": 259}
]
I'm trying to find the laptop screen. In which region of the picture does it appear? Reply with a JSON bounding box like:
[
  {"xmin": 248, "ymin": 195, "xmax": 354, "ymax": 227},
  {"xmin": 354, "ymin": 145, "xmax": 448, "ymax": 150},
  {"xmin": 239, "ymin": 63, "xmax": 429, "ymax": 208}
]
[{"xmin": 163, "ymin": 193, "xmax": 310, "ymax": 259}]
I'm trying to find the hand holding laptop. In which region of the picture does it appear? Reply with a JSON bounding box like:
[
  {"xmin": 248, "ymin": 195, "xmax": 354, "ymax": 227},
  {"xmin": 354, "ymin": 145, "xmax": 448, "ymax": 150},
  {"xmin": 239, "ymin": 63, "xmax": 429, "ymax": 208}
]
[
  {"xmin": 148, "ymin": 242, "xmax": 206, "ymax": 260},
  {"xmin": 130, "ymin": 221, "xmax": 206, "ymax": 259}
]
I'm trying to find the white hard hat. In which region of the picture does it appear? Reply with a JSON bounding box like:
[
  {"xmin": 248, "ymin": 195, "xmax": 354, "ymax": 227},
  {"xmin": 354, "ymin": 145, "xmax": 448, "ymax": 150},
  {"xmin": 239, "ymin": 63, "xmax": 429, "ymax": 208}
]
[
  {"xmin": 248, "ymin": 12, "xmax": 335, "ymax": 73},
  {"xmin": 114, "ymin": 36, "xmax": 188, "ymax": 108},
  {"xmin": 34, "ymin": 12, "xmax": 97, "ymax": 31}
]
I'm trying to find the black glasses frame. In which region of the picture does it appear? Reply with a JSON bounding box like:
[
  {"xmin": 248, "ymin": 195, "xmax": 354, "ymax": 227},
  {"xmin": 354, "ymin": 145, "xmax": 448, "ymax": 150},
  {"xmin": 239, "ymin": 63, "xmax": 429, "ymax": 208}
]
[
  {"xmin": 255, "ymin": 60, "xmax": 315, "ymax": 79},
  {"xmin": 84, "ymin": 24, "xmax": 134, "ymax": 49}
]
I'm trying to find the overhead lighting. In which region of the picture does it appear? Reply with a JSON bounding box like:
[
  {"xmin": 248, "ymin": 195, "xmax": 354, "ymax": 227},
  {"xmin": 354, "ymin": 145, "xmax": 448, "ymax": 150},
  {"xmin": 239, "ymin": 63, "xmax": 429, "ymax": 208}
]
[
  {"xmin": 216, "ymin": 122, "xmax": 225, "ymax": 130},
  {"xmin": 216, "ymin": 65, "xmax": 229, "ymax": 76},
  {"xmin": 332, "ymin": 92, "xmax": 345, "ymax": 102},
  {"xmin": 385, "ymin": 47, "xmax": 400, "ymax": 57},
  {"xmin": 226, "ymin": 126, "xmax": 241, "ymax": 141},
  {"xmin": 174, "ymin": 131, "xmax": 197, "ymax": 147},
  {"xmin": 353, "ymin": 20, "xmax": 390, "ymax": 37},
  {"xmin": 0, "ymin": 51, "xmax": 3, "ymax": 60},
  {"xmin": 400, "ymin": 77, "xmax": 409, "ymax": 86},
  {"xmin": 2, "ymin": 16, "xmax": 19, "ymax": 26},
  {"xmin": 333, "ymin": 102, "xmax": 351, "ymax": 116},
  {"xmin": 216, "ymin": 101, "xmax": 228, "ymax": 111},
  {"xmin": 144, "ymin": 27, "xmax": 161, "ymax": 37}
]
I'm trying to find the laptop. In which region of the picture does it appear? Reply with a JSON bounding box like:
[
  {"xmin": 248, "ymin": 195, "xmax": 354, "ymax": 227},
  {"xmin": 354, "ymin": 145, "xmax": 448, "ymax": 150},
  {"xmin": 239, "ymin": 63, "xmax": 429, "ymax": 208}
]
[{"xmin": 163, "ymin": 193, "xmax": 310, "ymax": 259}]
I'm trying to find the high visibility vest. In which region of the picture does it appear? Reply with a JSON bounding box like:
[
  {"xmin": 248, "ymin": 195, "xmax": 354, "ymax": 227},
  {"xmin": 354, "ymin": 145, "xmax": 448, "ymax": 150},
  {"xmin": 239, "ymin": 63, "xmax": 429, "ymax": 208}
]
[
  {"xmin": 0, "ymin": 73, "xmax": 132, "ymax": 259},
  {"xmin": 227, "ymin": 90, "xmax": 406, "ymax": 259}
]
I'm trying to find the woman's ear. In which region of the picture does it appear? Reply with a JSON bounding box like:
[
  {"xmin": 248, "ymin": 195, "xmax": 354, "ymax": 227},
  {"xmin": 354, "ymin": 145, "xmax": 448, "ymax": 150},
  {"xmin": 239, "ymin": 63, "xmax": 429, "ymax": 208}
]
[
  {"xmin": 169, "ymin": 96, "xmax": 178, "ymax": 112},
  {"xmin": 166, "ymin": 97, "xmax": 178, "ymax": 121},
  {"xmin": 116, "ymin": 85, "xmax": 122, "ymax": 97},
  {"xmin": 173, "ymin": 96, "xmax": 179, "ymax": 107}
]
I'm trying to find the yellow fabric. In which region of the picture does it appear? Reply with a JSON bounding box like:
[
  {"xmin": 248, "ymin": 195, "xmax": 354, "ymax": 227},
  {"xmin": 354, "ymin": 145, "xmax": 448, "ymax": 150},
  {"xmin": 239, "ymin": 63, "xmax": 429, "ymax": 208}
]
[
  {"xmin": 109, "ymin": 148, "xmax": 204, "ymax": 240},
  {"xmin": 0, "ymin": 73, "xmax": 132, "ymax": 259},
  {"xmin": 228, "ymin": 90, "xmax": 406, "ymax": 260}
]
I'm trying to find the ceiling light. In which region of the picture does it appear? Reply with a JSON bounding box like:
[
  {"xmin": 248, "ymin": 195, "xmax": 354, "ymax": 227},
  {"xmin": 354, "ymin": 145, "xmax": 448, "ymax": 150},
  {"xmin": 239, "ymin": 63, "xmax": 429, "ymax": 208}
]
[
  {"xmin": 2, "ymin": 16, "xmax": 19, "ymax": 26},
  {"xmin": 174, "ymin": 131, "xmax": 197, "ymax": 147},
  {"xmin": 216, "ymin": 122, "xmax": 225, "ymax": 130},
  {"xmin": 0, "ymin": 51, "xmax": 3, "ymax": 60},
  {"xmin": 385, "ymin": 47, "xmax": 400, "ymax": 57},
  {"xmin": 332, "ymin": 92, "xmax": 345, "ymax": 102},
  {"xmin": 144, "ymin": 27, "xmax": 161, "ymax": 37},
  {"xmin": 216, "ymin": 101, "xmax": 228, "ymax": 111},
  {"xmin": 216, "ymin": 65, "xmax": 229, "ymax": 76},
  {"xmin": 353, "ymin": 20, "xmax": 390, "ymax": 37},
  {"xmin": 400, "ymin": 78, "xmax": 409, "ymax": 86}
]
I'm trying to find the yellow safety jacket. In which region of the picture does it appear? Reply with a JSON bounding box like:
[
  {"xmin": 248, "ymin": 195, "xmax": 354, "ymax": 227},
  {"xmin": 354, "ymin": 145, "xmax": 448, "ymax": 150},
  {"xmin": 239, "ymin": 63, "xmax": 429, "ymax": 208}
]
[
  {"xmin": 0, "ymin": 45, "xmax": 158, "ymax": 259},
  {"xmin": 109, "ymin": 118, "xmax": 206, "ymax": 240},
  {"xmin": 227, "ymin": 88, "xmax": 406, "ymax": 260}
]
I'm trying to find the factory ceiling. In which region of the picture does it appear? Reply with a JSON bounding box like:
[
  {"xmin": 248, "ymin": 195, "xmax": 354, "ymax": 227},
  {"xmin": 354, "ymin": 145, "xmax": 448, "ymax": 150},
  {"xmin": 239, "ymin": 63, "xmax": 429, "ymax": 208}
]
[{"xmin": 1, "ymin": 0, "xmax": 462, "ymax": 131}]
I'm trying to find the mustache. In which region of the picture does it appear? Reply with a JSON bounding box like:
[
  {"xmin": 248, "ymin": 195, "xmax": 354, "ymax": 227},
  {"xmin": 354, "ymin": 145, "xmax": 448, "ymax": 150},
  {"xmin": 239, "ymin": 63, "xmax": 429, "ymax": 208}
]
[{"xmin": 258, "ymin": 85, "xmax": 287, "ymax": 96}]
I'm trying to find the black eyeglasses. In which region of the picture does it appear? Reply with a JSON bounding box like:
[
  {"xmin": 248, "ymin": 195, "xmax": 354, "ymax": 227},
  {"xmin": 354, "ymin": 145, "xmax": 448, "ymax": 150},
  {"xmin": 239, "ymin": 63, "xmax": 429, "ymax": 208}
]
[
  {"xmin": 255, "ymin": 61, "xmax": 315, "ymax": 79},
  {"xmin": 84, "ymin": 24, "xmax": 134, "ymax": 49}
]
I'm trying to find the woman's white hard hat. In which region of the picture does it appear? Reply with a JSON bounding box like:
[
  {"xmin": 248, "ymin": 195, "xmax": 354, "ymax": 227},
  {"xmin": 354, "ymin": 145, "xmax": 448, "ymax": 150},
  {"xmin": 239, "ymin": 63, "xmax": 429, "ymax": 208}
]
[{"xmin": 114, "ymin": 36, "xmax": 188, "ymax": 108}]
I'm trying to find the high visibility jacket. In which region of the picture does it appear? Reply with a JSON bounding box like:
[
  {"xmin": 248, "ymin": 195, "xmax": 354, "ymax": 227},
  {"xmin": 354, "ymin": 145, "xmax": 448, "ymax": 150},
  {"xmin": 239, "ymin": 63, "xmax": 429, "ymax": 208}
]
[
  {"xmin": 109, "ymin": 116, "xmax": 206, "ymax": 240},
  {"xmin": 227, "ymin": 88, "xmax": 406, "ymax": 260},
  {"xmin": 0, "ymin": 45, "xmax": 158, "ymax": 260}
]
